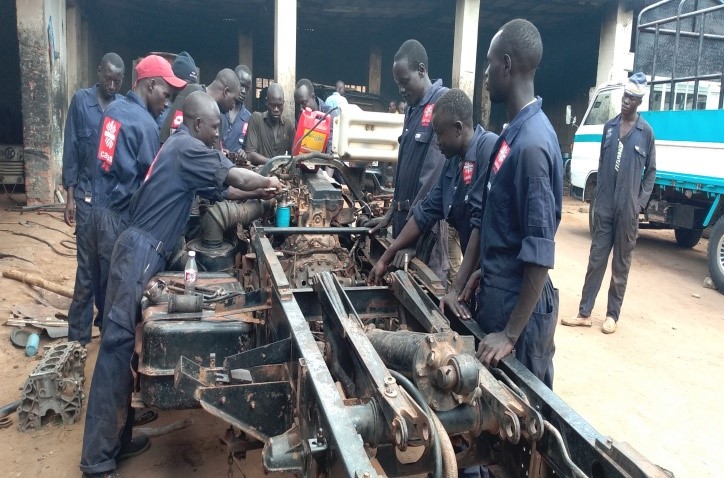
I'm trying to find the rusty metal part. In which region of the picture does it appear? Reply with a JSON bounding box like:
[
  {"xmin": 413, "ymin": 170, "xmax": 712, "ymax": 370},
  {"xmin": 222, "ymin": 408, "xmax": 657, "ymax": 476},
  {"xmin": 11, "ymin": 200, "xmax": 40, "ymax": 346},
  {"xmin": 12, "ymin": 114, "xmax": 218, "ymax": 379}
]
[
  {"xmin": 387, "ymin": 270, "xmax": 450, "ymax": 333},
  {"xmin": 167, "ymin": 293, "xmax": 203, "ymax": 313},
  {"xmin": 314, "ymin": 272, "xmax": 432, "ymax": 452},
  {"xmin": 18, "ymin": 341, "xmax": 86, "ymax": 431}
]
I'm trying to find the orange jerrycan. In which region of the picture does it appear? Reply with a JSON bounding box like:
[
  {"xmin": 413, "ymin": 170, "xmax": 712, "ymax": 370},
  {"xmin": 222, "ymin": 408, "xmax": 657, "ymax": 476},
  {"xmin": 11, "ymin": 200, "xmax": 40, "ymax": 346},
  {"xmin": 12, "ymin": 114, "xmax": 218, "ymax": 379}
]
[{"xmin": 293, "ymin": 107, "xmax": 331, "ymax": 155}]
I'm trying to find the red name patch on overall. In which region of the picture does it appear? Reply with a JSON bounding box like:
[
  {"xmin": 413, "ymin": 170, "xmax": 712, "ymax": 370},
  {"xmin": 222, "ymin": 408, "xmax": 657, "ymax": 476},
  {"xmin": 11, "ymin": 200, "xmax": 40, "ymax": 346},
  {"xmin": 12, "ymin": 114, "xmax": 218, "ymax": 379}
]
[
  {"xmin": 172, "ymin": 110, "xmax": 184, "ymax": 128},
  {"xmin": 462, "ymin": 160, "xmax": 475, "ymax": 185},
  {"xmin": 421, "ymin": 104, "xmax": 434, "ymax": 126},
  {"xmin": 492, "ymin": 140, "xmax": 510, "ymax": 174},
  {"xmin": 98, "ymin": 117, "xmax": 121, "ymax": 172},
  {"xmin": 242, "ymin": 122, "xmax": 248, "ymax": 137},
  {"xmin": 144, "ymin": 148, "xmax": 163, "ymax": 182}
]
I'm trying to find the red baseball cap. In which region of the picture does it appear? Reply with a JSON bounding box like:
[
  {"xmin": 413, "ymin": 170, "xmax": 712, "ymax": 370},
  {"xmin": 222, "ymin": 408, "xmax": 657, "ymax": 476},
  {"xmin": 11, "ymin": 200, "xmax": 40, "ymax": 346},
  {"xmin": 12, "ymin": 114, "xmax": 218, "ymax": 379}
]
[{"xmin": 135, "ymin": 55, "xmax": 186, "ymax": 89}]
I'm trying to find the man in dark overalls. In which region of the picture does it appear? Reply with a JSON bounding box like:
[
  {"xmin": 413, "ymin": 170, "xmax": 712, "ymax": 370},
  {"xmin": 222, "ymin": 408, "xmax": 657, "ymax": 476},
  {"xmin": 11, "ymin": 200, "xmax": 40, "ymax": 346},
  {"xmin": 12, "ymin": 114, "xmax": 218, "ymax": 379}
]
[
  {"xmin": 220, "ymin": 65, "xmax": 253, "ymax": 156},
  {"xmin": 80, "ymin": 91, "xmax": 282, "ymax": 477},
  {"xmin": 367, "ymin": 39, "xmax": 450, "ymax": 281},
  {"xmin": 444, "ymin": 19, "xmax": 562, "ymax": 388},
  {"xmin": 368, "ymin": 88, "xmax": 497, "ymax": 284},
  {"xmin": 87, "ymin": 55, "xmax": 186, "ymax": 346},
  {"xmin": 563, "ymin": 72, "xmax": 656, "ymax": 334},
  {"xmin": 63, "ymin": 52, "xmax": 124, "ymax": 345}
]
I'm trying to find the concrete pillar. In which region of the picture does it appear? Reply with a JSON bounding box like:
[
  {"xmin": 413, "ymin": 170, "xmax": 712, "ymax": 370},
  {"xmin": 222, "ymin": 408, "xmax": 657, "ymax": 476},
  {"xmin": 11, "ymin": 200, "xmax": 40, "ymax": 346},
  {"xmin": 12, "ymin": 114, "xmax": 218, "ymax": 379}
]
[
  {"xmin": 66, "ymin": 2, "xmax": 81, "ymax": 98},
  {"xmin": 595, "ymin": 0, "xmax": 634, "ymax": 87},
  {"xmin": 16, "ymin": 0, "xmax": 68, "ymax": 204},
  {"xmin": 238, "ymin": 29, "xmax": 254, "ymax": 109},
  {"xmin": 274, "ymin": 0, "xmax": 296, "ymax": 118},
  {"xmin": 452, "ymin": 0, "xmax": 480, "ymax": 99},
  {"xmin": 368, "ymin": 46, "xmax": 382, "ymax": 95}
]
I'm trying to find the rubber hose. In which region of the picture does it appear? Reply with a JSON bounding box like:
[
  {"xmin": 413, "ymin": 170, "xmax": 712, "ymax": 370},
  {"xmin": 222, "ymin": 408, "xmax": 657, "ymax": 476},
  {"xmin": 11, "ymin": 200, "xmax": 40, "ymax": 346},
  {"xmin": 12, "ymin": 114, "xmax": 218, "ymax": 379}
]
[
  {"xmin": 389, "ymin": 370, "xmax": 443, "ymax": 478},
  {"xmin": 430, "ymin": 408, "xmax": 458, "ymax": 478},
  {"xmin": 201, "ymin": 200, "xmax": 271, "ymax": 247}
]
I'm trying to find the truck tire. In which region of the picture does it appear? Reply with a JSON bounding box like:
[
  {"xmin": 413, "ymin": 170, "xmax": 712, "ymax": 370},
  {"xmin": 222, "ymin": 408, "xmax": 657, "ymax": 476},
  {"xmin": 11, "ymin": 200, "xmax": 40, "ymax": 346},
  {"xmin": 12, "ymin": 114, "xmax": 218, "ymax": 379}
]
[
  {"xmin": 707, "ymin": 217, "xmax": 724, "ymax": 293},
  {"xmin": 588, "ymin": 192, "xmax": 597, "ymax": 237},
  {"xmin": 674, "ymin": 228, "xmax": 703, "ymax": 248}
]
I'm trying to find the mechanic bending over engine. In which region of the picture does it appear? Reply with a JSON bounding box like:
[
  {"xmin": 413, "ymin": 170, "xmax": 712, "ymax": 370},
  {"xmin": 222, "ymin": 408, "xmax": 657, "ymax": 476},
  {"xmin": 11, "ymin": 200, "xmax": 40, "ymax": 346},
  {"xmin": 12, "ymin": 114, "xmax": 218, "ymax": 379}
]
[
  {"xmin": 365, "ymin": 39, "xmax": 453, "ymax": 282},
  {"xmin": 80, "ymin": 91, "xmax": 282, "ymax": 478},
  {"xmin": 368, "ymin": 88, "xmax": 497, "ymax": 285},
  {"xmin": 442, "ymin": 19, "xmax": 562, "ymax": 389}
]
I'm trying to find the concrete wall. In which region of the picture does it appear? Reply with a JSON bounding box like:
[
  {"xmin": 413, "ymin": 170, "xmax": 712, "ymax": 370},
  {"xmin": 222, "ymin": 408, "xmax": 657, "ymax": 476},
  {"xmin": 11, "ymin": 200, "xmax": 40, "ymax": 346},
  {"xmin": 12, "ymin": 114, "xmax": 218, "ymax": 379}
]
[{"xmin": 16, "ymin": 0, "xmax": 69, "ymax": 204}]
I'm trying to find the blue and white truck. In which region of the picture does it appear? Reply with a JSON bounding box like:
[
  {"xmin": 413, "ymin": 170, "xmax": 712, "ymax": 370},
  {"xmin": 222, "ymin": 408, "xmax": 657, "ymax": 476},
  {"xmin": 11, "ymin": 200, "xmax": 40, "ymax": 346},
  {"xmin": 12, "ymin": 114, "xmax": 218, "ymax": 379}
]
[{"xmin": 570, "ymin": 0, "xmax": 724, "ymax": 292}]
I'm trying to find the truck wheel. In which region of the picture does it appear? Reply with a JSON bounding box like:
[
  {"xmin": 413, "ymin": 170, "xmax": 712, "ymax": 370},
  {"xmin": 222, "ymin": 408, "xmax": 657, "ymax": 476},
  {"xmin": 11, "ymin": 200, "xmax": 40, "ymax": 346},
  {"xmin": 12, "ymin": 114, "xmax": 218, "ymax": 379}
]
[
  {"xmin": 588, "ymin": 193, "xmax": 597, "ymax": 237},
  {"xmin": 674, "ymin": 228, "xmax": 703, "ymax": 248},
  {"xmin": 707, "ymin": 217, "xmax": 724, "ymax": 293}
]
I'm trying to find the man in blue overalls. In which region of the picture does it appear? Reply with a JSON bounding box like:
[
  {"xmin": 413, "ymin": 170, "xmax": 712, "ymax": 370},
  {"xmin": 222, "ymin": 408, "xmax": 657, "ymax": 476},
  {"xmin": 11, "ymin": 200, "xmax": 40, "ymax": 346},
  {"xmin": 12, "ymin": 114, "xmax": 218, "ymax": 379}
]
[
  {"xmin": 367, "ymin": 39, "xmax": 450, "ymax": 281},
  {"xmin": 220, "ymin": 65, "xmax": 253, "ymax": 159},
  {"xmin": 63, "ymin": 52, "xmax": 124, "ymax": 345},
  {"xmin": 87, "ymin": 55, "xmax": 186, "ymax": 344},
  {"xmin": 444, "ymin": 19, "xmax": 562, "ymax": 388},
  {"xmin": 562, "ymin": 73, "xmax": 656, "ymax": 334},
  {"xmin": 368, "ymin": 88, "xmax": 497, "ymax": 284},
  {"xmin": 80, "ymin": 91, "xmax": 282, "ymax": 478}
]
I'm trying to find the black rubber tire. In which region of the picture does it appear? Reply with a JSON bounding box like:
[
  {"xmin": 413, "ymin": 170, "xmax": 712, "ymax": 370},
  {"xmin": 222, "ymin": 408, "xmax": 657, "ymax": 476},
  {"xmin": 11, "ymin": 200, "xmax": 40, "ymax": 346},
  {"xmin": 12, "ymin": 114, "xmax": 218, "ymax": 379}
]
[
  {"xmin": 588, "ymin": 192, "xmax": 597, "ymax": 237},
  {"xmin": 707, "ymin": 216, "xmax": 724, "ymax": 293},
  {"xmin": 674, "ymin": 228, "xmax": 703, "ymax": 248}
]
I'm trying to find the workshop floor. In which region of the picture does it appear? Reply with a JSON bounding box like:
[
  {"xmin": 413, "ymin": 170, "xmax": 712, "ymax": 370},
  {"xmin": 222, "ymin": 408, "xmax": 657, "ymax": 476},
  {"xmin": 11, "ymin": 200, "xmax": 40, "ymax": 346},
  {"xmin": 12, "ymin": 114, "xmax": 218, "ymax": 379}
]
[{"xmin": 0, "ymin": 194, "xmax": 720, "ymax": 478}]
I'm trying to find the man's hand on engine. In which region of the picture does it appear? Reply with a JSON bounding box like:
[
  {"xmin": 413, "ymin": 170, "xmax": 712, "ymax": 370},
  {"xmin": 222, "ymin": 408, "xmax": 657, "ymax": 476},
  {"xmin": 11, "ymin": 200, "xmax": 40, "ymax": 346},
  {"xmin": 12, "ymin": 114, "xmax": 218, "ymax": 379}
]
[
  {"xmin": 267, "ymin": 176, "xmax": 284, "ymax": 193},
  {"xmin": 440, "ymin": 290, "xmax": 473, "ymax": 320},
  {"xmin": 368, "ymin": 258, "xmax": 390, "ymax": 285},
  {"xmin": 476, "ymin": 331, "xmax": 515, "ymax": 368},
  {"xmin": 391, "ymin": 248, "xmax": 416, "ymax": 269}
]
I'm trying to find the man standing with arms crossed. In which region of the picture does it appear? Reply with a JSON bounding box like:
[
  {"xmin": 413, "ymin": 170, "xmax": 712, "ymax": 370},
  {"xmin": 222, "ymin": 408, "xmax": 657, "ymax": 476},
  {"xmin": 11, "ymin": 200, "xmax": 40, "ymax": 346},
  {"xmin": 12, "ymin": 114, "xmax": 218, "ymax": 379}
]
[
  {"xmin": 562, "ymin": 72, "xmax": 655, "ymax": 334},
  {"xmin": 63, "ymin": 52, "xmax": 124, "ymax": 345}
]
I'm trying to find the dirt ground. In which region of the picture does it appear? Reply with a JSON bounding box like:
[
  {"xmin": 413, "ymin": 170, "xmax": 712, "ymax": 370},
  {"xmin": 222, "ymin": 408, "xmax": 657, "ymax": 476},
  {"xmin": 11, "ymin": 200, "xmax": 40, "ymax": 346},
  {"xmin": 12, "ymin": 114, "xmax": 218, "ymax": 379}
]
[{"xmin": 0, "ymin": 195, "xmax": 721, "ymax": 478}]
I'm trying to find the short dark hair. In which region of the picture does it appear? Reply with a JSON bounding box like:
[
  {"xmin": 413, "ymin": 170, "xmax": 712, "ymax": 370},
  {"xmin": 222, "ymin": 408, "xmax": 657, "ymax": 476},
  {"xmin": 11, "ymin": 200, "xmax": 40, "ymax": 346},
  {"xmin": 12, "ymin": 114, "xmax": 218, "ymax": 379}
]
[
  {"xmin": 433, "ymin": 89, "xmax": 473, "ymax": 127},
  {"xmin": 235, "ymin": 65, "xmax": 251, "ymax": 78},
  {"xmin": 295, "ymin": 78, "xmax": 314, "ymax": 94},
  {"xmin": 496, "ymin": 19, "xmax": 542, "ymax": 73},
  {"xmin": 100, "ymin": 52, "xmax": 124, "ymax": 71},
  {"xmin": 394, "ymin": 39, "xmax": 428, "ymax": 72}
]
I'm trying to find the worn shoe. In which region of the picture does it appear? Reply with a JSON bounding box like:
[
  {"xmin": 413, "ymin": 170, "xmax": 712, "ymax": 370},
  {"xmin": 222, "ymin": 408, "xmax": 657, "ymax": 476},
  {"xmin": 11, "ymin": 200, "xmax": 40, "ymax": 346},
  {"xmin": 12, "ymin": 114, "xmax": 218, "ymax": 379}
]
[
  {"xmin": 561, "ymin": 315, "xmax": 592, "ymax": 327},
  {"xmin": 83, "ymin": 471, "xmax": 120, "ymax": 478},
  {"xmin": 602, "ymin": 317, "xmax": 617, "ymax": 334},
  {"xmin": 118, "ymin": 433, "xmax": 151, "ymax": 462}
]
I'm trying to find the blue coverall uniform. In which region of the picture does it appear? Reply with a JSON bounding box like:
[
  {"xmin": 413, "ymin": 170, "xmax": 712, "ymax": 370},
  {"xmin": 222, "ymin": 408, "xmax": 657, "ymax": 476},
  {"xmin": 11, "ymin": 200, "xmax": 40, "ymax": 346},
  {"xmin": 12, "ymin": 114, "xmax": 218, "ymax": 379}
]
[
  {"xmin": 393, "ymin": 79, "xmax": 449, "ymax": 279},
  {"xmin": 220, "ymin": 105, "xmax": 252, "ymax": 152},
  {"xmin": 578, "ymin": 114, "xmax": 656, "ymax": 321},
  {"xmin": 62, "ymin": 85, "xmax": 121, "ymax": 344},
  {"xmin": 80, "ymin": 124, "xmax": 233, "ymax": 474},
  {"xmin": 411, "ymin": 125, "xmax": 498, "ymax": 251},
  {"xmin": 473, "ymin": 98, "xmax": 562, "ymax": 388},
  {"xmin": 88, "ymin": 90, "xmax": 160, "ymax": 329}
]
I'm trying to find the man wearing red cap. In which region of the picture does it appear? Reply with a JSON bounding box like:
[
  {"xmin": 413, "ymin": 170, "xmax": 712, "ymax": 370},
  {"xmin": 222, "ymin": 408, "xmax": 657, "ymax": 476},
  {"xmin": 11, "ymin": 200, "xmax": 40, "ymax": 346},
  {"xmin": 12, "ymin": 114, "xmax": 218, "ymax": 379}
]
[{"xmin": 80, "ymin": 54, "xmax": 185, "ymax": 478}]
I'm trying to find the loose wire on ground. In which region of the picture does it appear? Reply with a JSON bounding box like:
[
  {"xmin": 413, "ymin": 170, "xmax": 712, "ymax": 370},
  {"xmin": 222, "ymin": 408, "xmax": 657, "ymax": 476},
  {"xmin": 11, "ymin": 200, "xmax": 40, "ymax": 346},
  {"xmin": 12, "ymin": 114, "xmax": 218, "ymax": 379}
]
[{"xmin": 0, "ymin": 229, "xmax": 76, "ymax": 257}]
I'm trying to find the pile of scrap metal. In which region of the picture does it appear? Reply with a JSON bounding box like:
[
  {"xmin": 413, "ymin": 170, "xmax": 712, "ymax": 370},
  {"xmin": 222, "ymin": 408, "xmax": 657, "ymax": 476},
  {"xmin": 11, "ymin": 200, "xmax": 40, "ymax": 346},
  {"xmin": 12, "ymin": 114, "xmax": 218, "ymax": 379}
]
[{"xmin": 135, "ymin": 107, "xmax": 672, "ymax": 477}]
